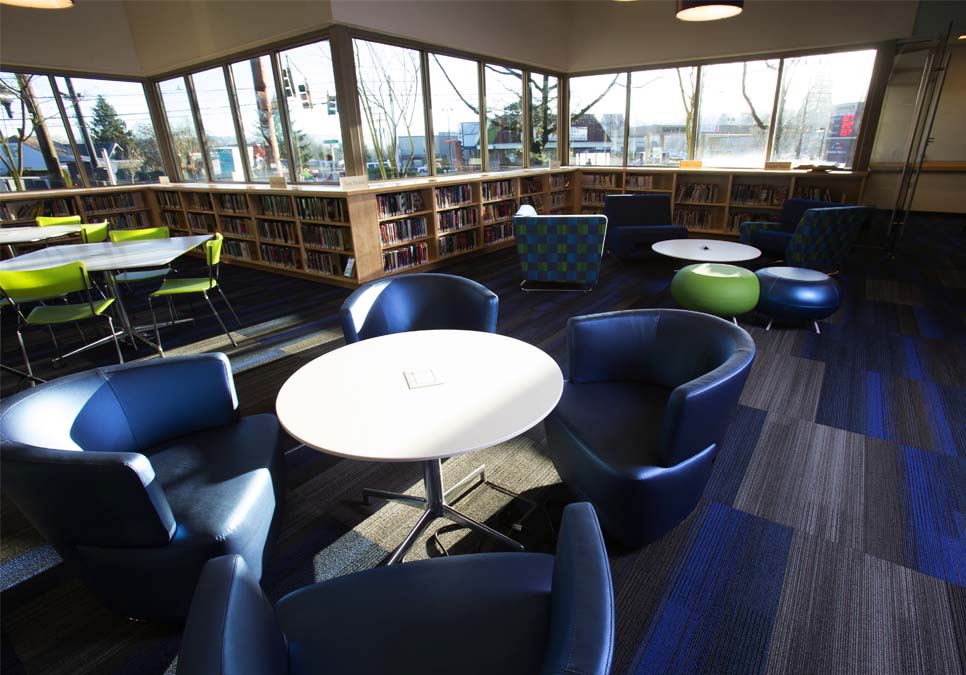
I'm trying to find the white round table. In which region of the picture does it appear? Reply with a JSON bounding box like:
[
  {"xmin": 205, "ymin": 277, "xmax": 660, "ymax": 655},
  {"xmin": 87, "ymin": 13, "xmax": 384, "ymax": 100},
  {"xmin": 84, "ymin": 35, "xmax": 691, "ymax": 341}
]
[
  {"xmin": 276, "ymin": 329, "xmax": 563, "ymax": 563},
  {"xmin": 652, "ymin": 238, "xmax": 761, "ymax": 262}
]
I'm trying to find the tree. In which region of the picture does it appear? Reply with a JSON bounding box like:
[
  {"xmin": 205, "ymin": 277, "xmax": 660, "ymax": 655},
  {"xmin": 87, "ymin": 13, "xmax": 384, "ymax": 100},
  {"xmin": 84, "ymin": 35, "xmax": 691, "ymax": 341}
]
[
  {"xmin": 89, "ymin": 95, "xmax": 135, "ymax": 153},
  {"xmin": 0, "ymin": 74, "xmax": 66, "ymax": 191},
  {"xmin": 675, "ymin": 68, "xmax": 698, "ymax": 158}
]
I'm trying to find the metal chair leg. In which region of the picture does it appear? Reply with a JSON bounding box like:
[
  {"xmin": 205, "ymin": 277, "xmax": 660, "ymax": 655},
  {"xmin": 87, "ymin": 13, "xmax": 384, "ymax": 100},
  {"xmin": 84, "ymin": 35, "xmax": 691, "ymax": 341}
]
[
  {"xmin": 765, "ymin": 318, "xmax": 773, "ymax": 331},
  {"xmin": 813, "ymin": 321, "xmax": 821, "ymax": 335},
  {"xmin": 105, "ymin": 315, "xmax": 124, "ymax": 364},
  {"xmin": 15, "ymin": 328, "xmax": 35, "ymax": 386},
  {"xmin": 203, "ymin": 292, "xmax": 237, "ymax": 346},
  {"xmin": 148, "ymin": 296, "xmax": 164, "ymax": 357},
  {"xmin": 216, "ymin": 287, "xmax": 241, "ymax": 326}
]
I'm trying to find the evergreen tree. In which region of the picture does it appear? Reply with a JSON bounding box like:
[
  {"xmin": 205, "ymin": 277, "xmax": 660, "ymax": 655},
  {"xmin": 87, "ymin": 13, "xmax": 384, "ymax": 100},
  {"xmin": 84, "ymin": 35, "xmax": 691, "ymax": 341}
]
[{"xmin": 89, "ymin": 95, "xmax": 135, "ymax": 154}]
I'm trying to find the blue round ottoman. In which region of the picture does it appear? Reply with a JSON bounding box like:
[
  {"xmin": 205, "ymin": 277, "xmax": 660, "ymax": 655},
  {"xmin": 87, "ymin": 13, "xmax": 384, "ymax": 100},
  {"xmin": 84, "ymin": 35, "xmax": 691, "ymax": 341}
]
[{"xmin": 755, "ymin": 266, "xmax": 841, "ymax": 334}]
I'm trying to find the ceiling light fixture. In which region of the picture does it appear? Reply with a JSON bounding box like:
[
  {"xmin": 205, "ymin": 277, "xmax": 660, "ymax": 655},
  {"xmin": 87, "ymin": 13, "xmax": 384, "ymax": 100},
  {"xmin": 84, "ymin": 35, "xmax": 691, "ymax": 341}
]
[
  {"xmin": 676, "ymin": 0, "xmax": 743, "ymax": 21},
  {"xmin": 0, "ymin": 0, "xmax": 73, "ymax": 8}
]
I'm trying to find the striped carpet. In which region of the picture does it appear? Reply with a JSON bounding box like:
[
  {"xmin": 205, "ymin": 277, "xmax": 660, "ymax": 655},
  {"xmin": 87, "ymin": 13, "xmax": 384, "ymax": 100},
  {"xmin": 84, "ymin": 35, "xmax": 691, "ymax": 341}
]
[{"xmin": 2, "ymin": 213, "xmax": 965, "ymax": 674}]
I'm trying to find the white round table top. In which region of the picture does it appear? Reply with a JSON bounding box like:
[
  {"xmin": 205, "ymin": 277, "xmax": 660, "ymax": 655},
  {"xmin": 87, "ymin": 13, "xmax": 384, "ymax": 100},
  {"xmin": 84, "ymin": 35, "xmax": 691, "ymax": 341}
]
[
  {"xmin": 276, "ymin": 329, "xmax": 564, "ymax": 462},
  {"xmin": 652, "ymin": 238, "xmax": 761, "ymax": 262}
]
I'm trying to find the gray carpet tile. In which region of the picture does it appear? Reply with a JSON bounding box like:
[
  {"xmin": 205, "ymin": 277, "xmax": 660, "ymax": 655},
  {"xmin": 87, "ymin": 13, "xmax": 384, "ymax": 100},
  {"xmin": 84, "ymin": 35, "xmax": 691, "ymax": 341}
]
[{"xmin": 739, "ymin": 351, "xmax": 826, "ymax": 421}]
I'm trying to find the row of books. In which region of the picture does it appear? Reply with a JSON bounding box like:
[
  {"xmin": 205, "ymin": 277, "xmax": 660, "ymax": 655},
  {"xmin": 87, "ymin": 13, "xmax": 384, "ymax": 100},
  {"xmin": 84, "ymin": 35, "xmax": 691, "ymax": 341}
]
[
  {"xmin": 522, "ymin": 177, "xmax": 543, "ymax": 194},
  {"xmin": 673, "ymin": 208, "xmax": 714, "ymax": 229},
  {"xmin": 483, "ymin": 222, "xmax": 514, "ymax": 245},
  {"xmin": 157, "ymin": 192, "xmax": 181, "ymax": 208},
  {"xmin": 161, "ymin": 211, "xmax": 185, "ymax": 229},
  {"xmin": 256, "ymin": 194, "xmax": 294, "ymax": 217},
  {"xmin": 219, "ymin": 194, "xmax": 248, "ymax": 213},
  {"xmin": 222, "ymin": 239, "xmax": 255, "ymax": 260},
  {"xmin": 383, "ymin": 242, "xmax": 428, "ymax": 273},
  {"xmin": 302, "ymin": 224, "xmax": 351, "ymax": 250},
  {"xmin": 377, "ymin": 191, "xmax": 425, "ymax": 218},
  {"xmin": 82, "ymin": 193, "xmax": 140, "ymax": 212},
  {"xmin": 110, "ymin": 212, "xmax": 151, "ymax": 230},
  {"xmin": 550, "ymin": 174, "xmax": 571, "ymax": 190},
  {"xmin": 0, "ymin": 198, "xmax": 76, "ymax": 222},
  {"xmin": 435, "ymin": 184, "xmax": 473, "ymax": 209},
  {"xmin": 676, "ymin": 183, "xmax": 720, "ymax": 203},
  {"xmin": 184, "ymin": 192, "xmax": 213, "ymax": 211},
  {"xmin": 482, "ymin": 180, "xmax": 514, "ymax": 201},
  {"xmin": 731, "ymin": 184, "xmax": 788, "ymax": 206},
  {"xmin": 380, "ymin": 216, "xmax": 427, "ymax": 246},
  {"xmin": 550, "ymin": 192, "xmax": 569, "ymax": 209},
  {"xmin": 726, "ymin": 212, "xmax": 773, "ymax": 232},
  {"xmin": 438, "ymin": 207, "xmax": 478, "ymax": 233},
  {"xmin": 258, "ymin": 219, "xmax": 296, "ymax": 243},
  {"xmin": 220, "ymin": 216, "xmax": 252, "ymax": 236},
  {"xmin": 260, "ymin": 243, "xmax": 301, "ymax": 269},
  {"xmin": 582, "ymin": 173, "xmax": 618, "ymax": 188},
  {"xmin": 626, "ymin": 175, "xmax": 661, "ymax": 190},
  {"xmin": 521, "ymin": 195, "xmax": 544, "ymax": 211},
  {"xmin": 296, "ymin": 196, "xmax": 348, "ymax": 222},
  {"xmin": 483, "ymin": 200, "xmax": 518, "ymax": 224},
  {"xmin": 187, "ymin": 213, "xmax": 215, "ymax": 232},
  {"xmin": 439, "ymin": 230, "xmax": 477, "ymax": 257},
  {"xmin": 306, "ymin": 251, "xmax": 347, "ymax": 276},
  {"xmin": 796, "ymin": 186, "xmax": 837, "ymax": 201},
  {"xmin": 581, "ymin": 189, "xmax": 610, "ymax": 205}
]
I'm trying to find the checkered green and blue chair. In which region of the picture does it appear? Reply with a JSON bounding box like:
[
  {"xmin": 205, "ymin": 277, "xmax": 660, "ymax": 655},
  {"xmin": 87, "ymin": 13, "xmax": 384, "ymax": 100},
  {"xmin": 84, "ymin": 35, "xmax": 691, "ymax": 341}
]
[
  {"xmin": 784, "ymin": 206, "xmax": 872, "ymax": 272},
  {"xmin": 512, "ymin": 206, "xmax": 608, "ymax": 292}
]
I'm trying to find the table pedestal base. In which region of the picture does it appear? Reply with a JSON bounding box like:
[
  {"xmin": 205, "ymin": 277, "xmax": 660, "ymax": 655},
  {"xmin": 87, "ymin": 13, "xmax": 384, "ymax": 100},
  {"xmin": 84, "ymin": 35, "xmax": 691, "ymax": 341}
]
[{"xmin": 364, "ymin": 459, "xmax": 524, "ymax": 565}]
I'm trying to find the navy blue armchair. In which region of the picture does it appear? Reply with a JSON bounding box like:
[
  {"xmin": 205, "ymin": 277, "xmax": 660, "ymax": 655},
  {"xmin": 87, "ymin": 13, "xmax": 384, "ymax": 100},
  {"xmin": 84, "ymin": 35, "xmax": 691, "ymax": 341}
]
[
  {"xmin": 177, "ymin": 502, "xmax": 614, "ymax": 675},
  {"xmin": 0, "ymin": 354, "xmax": 285, "ymax": 622},
  {"xmin": 738, "ymin": 198, "xmax": 838, "ymax": 257},
  {"xmin": 340, "ymin": 272, "xmax": 498, "ymax": 343},
  {"xmin": 545, "ymin": 310, "xmax": 755, "ymax": 548},
  {"xmin": 604, "ymin": 194, "xmax": 688, "ymax": 259}
]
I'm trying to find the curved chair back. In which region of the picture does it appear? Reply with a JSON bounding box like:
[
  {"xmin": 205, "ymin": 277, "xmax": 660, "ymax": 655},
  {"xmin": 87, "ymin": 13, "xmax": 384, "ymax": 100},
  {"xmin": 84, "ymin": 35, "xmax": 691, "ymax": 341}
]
[
  {"xmin": 0, "ymin": 261, "xmax": 90, "ymax": 302},
  {"xmin": 36, "ymin": 215, "xmax": 81, "ymax": 227},
  {"xmin": 512, "ymin": 211, "xmax": 608, "ymax": 287},
  {"xmin": 340, "ymin": 272, "xmax": 498, "ymax": 343},
  {"xmin": 786, "ymin": 205, "xmax": 871, "ymax": 272},
  {"xmin": 778, "ymin": 198, "xmax": 838, "ymax": 229},
  {"xmin": 109, "ymin": 226, "xmax": 170, "ymax": 243},
  {"xmin": 605, "ymin": 193, "xmax": 672, "ymax": 228},
  {"xmin": 80, "ymin": 220, "xmax": 109, "ymax": 243},
  {"xmin": 207, "ymin": 232, "xmax": 225, "ymax": 266}
]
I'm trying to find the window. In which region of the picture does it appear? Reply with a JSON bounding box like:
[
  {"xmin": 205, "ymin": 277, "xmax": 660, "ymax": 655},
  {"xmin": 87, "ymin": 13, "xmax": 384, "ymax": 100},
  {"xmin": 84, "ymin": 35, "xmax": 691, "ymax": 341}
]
[
  {"xmin": 484, "ymin": 64, "xmax": 523, "ymax": 170},
  {"xmin": 428, "ymin": 53, "xmax": 481, "ymax": 175},
  {"xmin": 158, "ymin": 77, "xmax": 207, "ymax": 182},
  {"xmin": 771, "ymin": 50, "xmax": 877, "ymax": 168},
  {"xmin": 354, "ymin": 39, "xmax": 427, "ymax": 180},
  {"xmin": 529, "ymin": 73, "xmax": 558, "ymax": 167},
  {"xmin": 191, "ymin": 67, "xmax": 245, "ymax": 181},
  {"xmin": 696, "ymin": 59, "xmax": 780, "ymax": 168},
  {"xmin": 230, "ymin": 56, "xmax": 290, "ymax": 181},
  {"xmin": 278, "ymin": 41, "xmax": 344, "ymax": 184},
  {"xmin": 568, "ymin": 73, "xmax": 627, "ymax": 166},
  {"xmin": 628, "ymin": 67, "xmax": 696, "ymax": 166}
]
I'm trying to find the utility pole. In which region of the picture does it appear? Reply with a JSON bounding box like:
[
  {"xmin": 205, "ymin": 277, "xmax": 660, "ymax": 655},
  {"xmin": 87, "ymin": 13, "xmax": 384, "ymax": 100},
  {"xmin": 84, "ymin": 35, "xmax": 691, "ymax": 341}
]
[
  {"xmin": 64, "ymin": 78, "xmax": 97, "ymax": 169},
  {"xmin": 250, "ymin": 57, "xmax": 282, "ymax": 176},
  {"xmin": 16, "ymin": 74, "xmax": 65, "ymax": 188}
]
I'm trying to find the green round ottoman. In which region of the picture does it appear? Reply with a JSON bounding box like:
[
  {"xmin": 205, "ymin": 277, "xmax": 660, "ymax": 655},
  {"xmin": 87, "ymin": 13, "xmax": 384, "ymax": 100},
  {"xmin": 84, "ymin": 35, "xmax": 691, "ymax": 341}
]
[{"xmin": 671, "ymin": 263, "xmax": 760, "ymax": 321}]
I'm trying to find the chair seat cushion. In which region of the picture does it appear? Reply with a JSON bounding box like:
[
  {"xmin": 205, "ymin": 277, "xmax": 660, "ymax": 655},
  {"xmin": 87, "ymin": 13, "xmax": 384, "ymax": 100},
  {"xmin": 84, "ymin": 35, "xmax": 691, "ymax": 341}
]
[
  {"xmin": 671, "ymin": 263, "xmax": 760, "ymax": 317},
  {"xmin": 276, "ymin": 552, "xmax": 554, "ymax": 675},
  {"xmin": 750, "ymin": 229, "xmax": 793, "ymax": 257},
  {"xmin": 114, "ymin": 267, "xmax": 171, "ymax": 284},
  {"xmin": 151, "ymin": 277, "xmax": 217, "ymax": 296},
  {"xmin": 26, "ymin": 297, "xmax": 116, "ymax": 324}
]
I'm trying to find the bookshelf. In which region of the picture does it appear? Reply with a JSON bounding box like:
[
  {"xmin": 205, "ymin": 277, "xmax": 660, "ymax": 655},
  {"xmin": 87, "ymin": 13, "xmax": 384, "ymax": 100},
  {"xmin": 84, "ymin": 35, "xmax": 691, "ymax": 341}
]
[{"xmin": 0, "ymin": 166, "xmax": 864, "ymax": 287}]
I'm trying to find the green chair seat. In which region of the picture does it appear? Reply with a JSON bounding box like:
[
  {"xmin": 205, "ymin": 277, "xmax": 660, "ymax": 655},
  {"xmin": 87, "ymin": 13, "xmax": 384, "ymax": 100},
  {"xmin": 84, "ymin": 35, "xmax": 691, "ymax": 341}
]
[
  {"xmin": 671, "ymin": 263, "xmax": 760, "ymax": 318},
  {"xmin": 115, "ymin": 267, "xmax": 172, "ymax": 284},
  {"xmin": 151, "ymin": 278, "xmax": 218, "ymax": 296},
  {"xmin": 26, "ymin": 298, "xmax": 116, "ymax": 325}
]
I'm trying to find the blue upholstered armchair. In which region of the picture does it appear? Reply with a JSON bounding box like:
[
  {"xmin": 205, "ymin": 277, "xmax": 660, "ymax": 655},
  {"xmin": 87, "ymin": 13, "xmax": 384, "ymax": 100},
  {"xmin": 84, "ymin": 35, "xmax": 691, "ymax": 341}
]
[
  {"xmin": 604, "ymin": 194, "xmax": 688, "ymax": 259},
  {"xmin": 0, "ymin": 354, "xmax": 285, "ymax": 622},
  {"xmin": 738, "ymin": 198, "xmax": 838, "ymax": 256},
  {"xmin": 177, "ymin": 502, "xmax": 614, "ymax": 675},
  {"xmin": 513, "ymin": 205, "xmax": 608, "ymax": 291},
  {"xmin": 545, "ymin": 310, "xmax": 755, "ymax": 548},
  {"xmin": 340, "ymin": 272, "xmax": 498, "ymax": 343}
]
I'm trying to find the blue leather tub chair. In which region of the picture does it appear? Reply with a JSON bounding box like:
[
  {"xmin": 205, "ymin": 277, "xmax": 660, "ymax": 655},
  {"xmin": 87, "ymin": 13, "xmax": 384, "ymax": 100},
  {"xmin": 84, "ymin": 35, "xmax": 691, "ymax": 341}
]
[
  {"xmin": 545, "ymin": 310, "xmax": 755, "ymax": 548},
  {"xmin": 340, "ymin": 272, "xmax": 498, "ymax": 343},
  {"xmin": 0, "ymin": 354, "xmax": 285, "ymax": 622},
  {"xmin": 604, "ymin": 194, "xmax": 688, "ymax": 259},
  {"xmin": 738, "ymin": 198, "xmax": 837, "ymax": 258},
  {"xmin": 177, "ymin": 502, "xmax": 614, "ymax": 675}
]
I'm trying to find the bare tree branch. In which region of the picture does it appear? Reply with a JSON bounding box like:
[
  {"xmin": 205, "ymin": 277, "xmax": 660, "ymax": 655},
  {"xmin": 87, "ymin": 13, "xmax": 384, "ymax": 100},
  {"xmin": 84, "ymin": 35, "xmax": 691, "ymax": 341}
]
[{"xmin": 741, "ymin": 62, "xmax": 767, "ymax": 130}]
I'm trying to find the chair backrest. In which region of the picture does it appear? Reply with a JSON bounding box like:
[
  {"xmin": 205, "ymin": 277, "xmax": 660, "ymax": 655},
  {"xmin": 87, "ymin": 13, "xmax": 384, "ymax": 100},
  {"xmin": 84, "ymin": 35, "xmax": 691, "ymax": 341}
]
[
  {"xmin": 109, "ymin": 226, "xmax": 170, "ymax": 243},
  {"xmin": 512, "ymin": 213, "xmax": 608, "ymax": 284},
  {"xmin": 0, "ymin": 261, "xmax": 90, "ymax": 302},
  {"xmin": 206, "ymin": 232, "xmax": 224, "ymax": 266},
  {"xmin": 340, "ymin": 272, "xmax": 498, "ymax": 343},
  {"xmin": 604, "ymin": 193, "xmax": 672, "ymax": 228},
  {"xmin": 80, "ymin": 220, "xmax": 109, "ymax": 244},
  {"xmin": 778, "ymin": 198, "xmax": 838, "ymax": 228},
  {"xmin": 787, "ymin": 205, "xmax": 871, "ymax": 272},
  {"xmin": 36, "ymin": 215, "xmax": 81, "ymax": 227}
]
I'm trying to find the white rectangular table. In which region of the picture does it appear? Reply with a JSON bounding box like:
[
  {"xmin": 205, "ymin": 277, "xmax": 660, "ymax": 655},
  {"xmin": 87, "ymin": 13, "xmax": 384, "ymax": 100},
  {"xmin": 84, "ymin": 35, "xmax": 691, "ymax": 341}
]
[
  {"xmin": 0, "ymin": 224, "xmax": 84, "ymax": 256},
  {"xmin": 0, "ymin": 235, "xmax": 212, "ymax": 356}
]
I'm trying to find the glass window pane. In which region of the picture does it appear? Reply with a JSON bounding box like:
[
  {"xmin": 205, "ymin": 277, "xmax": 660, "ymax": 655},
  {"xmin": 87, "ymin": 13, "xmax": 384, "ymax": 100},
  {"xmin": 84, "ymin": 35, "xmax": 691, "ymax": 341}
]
[
  {"xmin": 278, "ymin": 40, "xmax": 344, "ymax": 184},
  {"xmin": 54, "ymin": 76, "xmax": 97, "ymax": 185},
  {"xmin": 354, "ymin": 39, "xmax": 427, "ymax": 180},
  {"xmin": 568, "ymin": 73, "xmax": 627, "ymax": 166},
  {"xmin": 696, "ymin": 59, "xmax": 779, "ymax": 168},
  {"xmin": 62, "ymin": 77, "xmax": 162, "ymax": 184},
  {"xmin": 191, "ymin": 67, "xmax": 244, "ymax": 181},
  {"xmin": 529, "ymin": 73, "xmax": 558, "ymax": 168},
  {"xmin": 158, "ymin": 77, "xmax": 208, "ymax": 181},
  {"xmin": 484, "ymin": 64, "xmax": 523, "ymax": 171},
  {"xmin": 429, "ymin": 53, "xmax": 481, "ymax": 175},
  {"xmin": 628, "ymin": 67, "xmax": 696, "ymax": 166},
  {"xmin": 230, "ymin": 56, "xmax": 290, "ymax": 182},
  {"xmin": 0, "ymin": 73, "xmax": 76, "ymax": 190},
  {"xmin": 772, "ymin": 50, "xmax": 877, "ymax": 168}
]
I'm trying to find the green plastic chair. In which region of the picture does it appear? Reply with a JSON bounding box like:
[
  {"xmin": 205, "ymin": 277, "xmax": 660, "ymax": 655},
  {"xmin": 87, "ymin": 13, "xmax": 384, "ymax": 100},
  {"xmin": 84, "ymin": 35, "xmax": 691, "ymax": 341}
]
[
  {"xmin": 148, "ymin": 233, "xmax": 240, "ymax": 353},
  {"xmin": 0, "ymin": 262, "xmax": 123, "ymax": 383},
  {"xmin": 80, "ymin": 220, "xmax": 109, "ymax": 244},
  {"xmin": 109, "ymin": 226, "xmax": 173, "ymax": 284},
  {"xmin": 36, "ymin": 215, "xmax": 81, "ymax": 227}
]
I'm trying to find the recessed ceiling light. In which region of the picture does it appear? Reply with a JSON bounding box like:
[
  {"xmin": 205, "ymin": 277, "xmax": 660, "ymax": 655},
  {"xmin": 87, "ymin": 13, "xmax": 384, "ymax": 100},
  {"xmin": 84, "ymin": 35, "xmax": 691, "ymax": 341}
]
[
  {"xmin": 676, "ymin": 0, "xmax": 744, "ymax": 21},
  {"xmin": 0, "ymin": 0, "xmax": 73, "ymax": 8}
]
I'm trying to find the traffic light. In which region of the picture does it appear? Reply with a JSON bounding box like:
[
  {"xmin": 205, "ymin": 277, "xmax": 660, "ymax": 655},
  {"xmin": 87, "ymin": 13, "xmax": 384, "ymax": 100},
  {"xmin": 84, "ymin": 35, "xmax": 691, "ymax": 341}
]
[
  {"xmin": 298, "ymin": 83, "xmax": 313, "ymax": 109},
  {"xmin": 281, "ymin": 68, "xmax": 293, "ymax": 98},
  {"xmin": 326, "ymin": 94, "xmax": 337, "ymax": 116}
]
